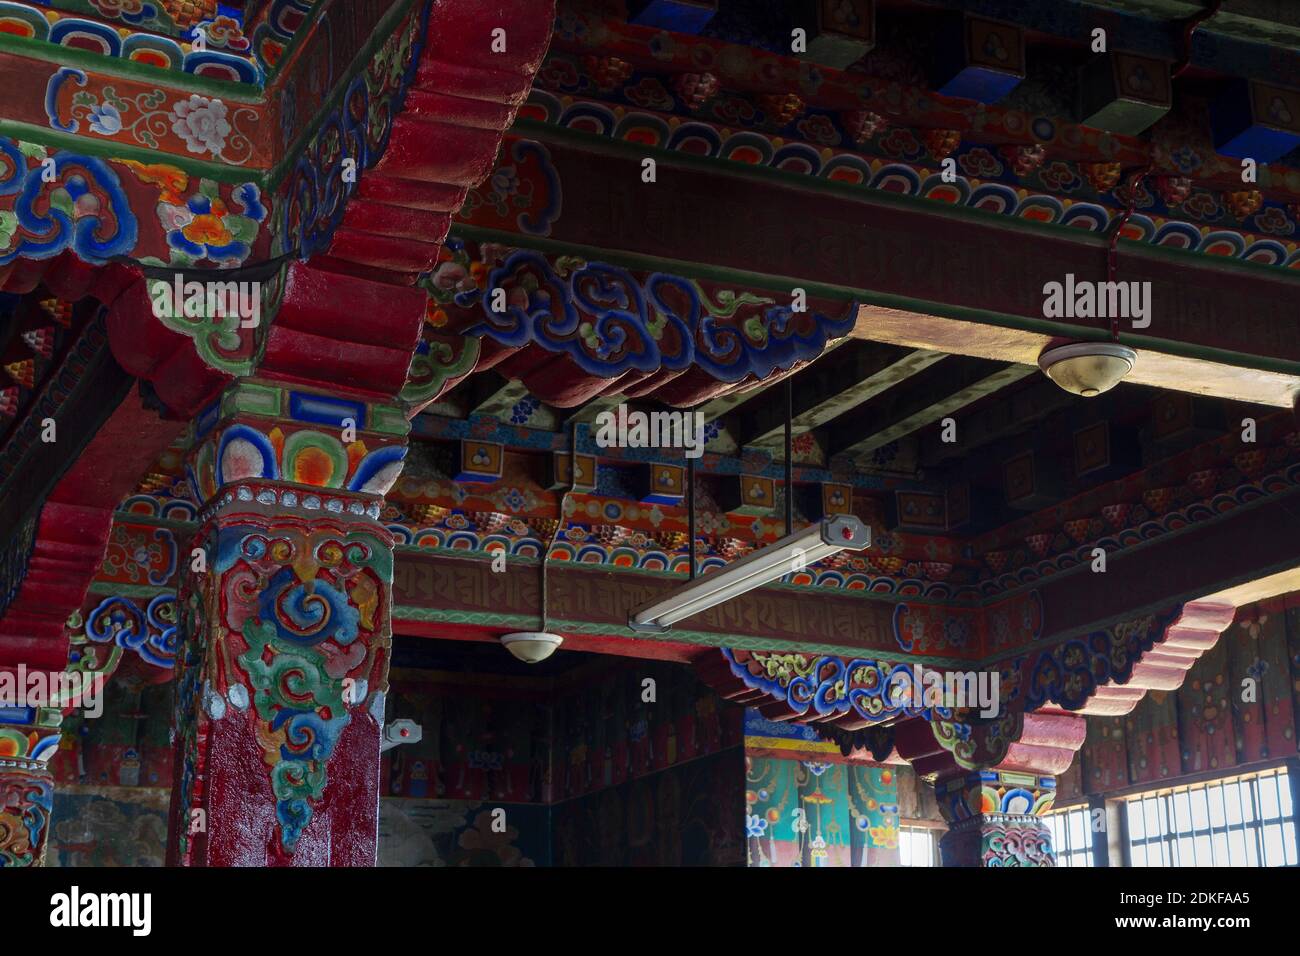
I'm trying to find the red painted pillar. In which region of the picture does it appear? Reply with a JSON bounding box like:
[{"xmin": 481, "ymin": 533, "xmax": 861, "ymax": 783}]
[{"xmin": 166, "ymin": 384, "xmax": 406, "ymax": 866}]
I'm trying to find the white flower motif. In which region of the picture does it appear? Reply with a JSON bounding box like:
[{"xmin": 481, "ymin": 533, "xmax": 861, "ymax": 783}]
[
  {"xmin": 158, "ymin": 203, "xmax": 194, "ymax": 232},
  {"xmin": 169, "ymin": 95, "xmax": 231, "ymax": 157},
  {"xmin": 88, "ymin": 103, "xmax": 122, "ymax": 135}
]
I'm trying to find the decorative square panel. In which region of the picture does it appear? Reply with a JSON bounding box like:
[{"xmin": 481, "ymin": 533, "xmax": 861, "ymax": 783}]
[
  {"xmin": 822, "ymin": 482, "xmax": 852, "ymax": 516},
  {"xmin": 1079, "ymin": 52, "xmax": 1171, "ymax": 135},
  {"xmin": 548, "ymin": 452, "xmax": 596, "ymax": 492},
  {"xmin": 1213, "ymin": 78, "xmax": 1300, "ymax": 161},
  {"xmin": 457, "ymin": 440, "xmax": 503, "ymax": 483},
  {"xmin": 893, "ymin": 490, "xmax": 946, "ymax": 531},
  {"xmin": 792, "ymin": 0, "xmax": 875, "ymax": 68},
  {"xmin": 634, "ymin": 462, "xmax": 686, "ymax": 505},
  {"xmin": 931, "ymin": 14, "xmax": 1024, "ymax": 104},
  {"xmin": 1073, "ymin": 421, "xmax": 1110, "ymax": 476}
]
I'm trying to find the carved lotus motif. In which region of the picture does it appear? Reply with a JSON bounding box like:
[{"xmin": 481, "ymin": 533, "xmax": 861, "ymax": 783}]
[
  {"xmin": 656, "ymin": 531, "xmax": 687, "ymax": 551},
  {"xmin": 592, "ymin": 523, "xmax": 626, "ymax": 546},
  {"xmin": 922, "ymin": 561, "xmax": 952, "ymax": 581},
  {"xmin": 1142, "ymin": 487, "xmax": 1177, "ymax": 514},
  {"xmin": 872, "ymin": 555, "xmax": 905, "ymax": 575},
  {"xmin": 1081, "ymin": 161, "xmax": 1123, "ymax": 192},
  {"xmin": 673, "ymin": 72, "xmax": 720, "ymax": 110},
  {"xmin": 472, "ymin": 511, "xmax": 508, "ymax": 534},
  {"xmin": 1185, "ymin": 469, "xmax": 1220, "ymax": 497},
  {"xmin": 1100, "ymin": 503, "xmax": 1132, "ymax": 529},
  {"xmin": 842, "ymin": 109, "xmax": 888, "ymax": 144},
  {"xmin": 1024, "ymin": 533, "xmax": 1055, "ymax": 558},
  {"xmin": 758, "ymin": 93, "xmax": 805, "ymax": 126},
  {"xmin": 1002, "ymin": 144, "xmax": 1046, "ymax": 177},
  {"xmin": 1155, "ymin": 175, "xmax": 1192, "ymax": 206},
  {"xmin": 1063, "ymin": 518, "xmax": 1093, "ymax": 544},
  {"xmin": 582, "ymin": 55, "xmax": 633, "ymax": 90},
  {"xmin": 1234, "ymin": 449, "xmax": 1269, "ymax": 477},
  {"xmin": 923, "ymin": 128, "xmax": 962, "ymax": 160},
  {"xmin": 983, "ymin": 550, "xmax": 1009, "ymax": 574},
  {"xmin": 717, "ymin": 536, "xmax": 747, "ymax": 559},
  {"xmin": 1223, "ymin": 189, "xmax": 1263, "ymax": 219}
]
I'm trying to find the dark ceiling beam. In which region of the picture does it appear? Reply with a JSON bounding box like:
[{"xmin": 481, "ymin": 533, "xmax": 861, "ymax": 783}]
[
  {"xmin": 728, "ymin": 341, "xmax": 944, "ymax": 451},
  {"xmin": 693, "ymin": 354, "xmax": 827, "ymax": 424},
  {"xmin": 824, "ymin": 356, "xmax": 1036, "ymax": 463},
  {"xmin": 938, "ymin": 383, "xmax": 1158, "ymax": 533},
  {"xmin": 919, "ymin": 375, "xmax": 1088, "ymax": 468}
]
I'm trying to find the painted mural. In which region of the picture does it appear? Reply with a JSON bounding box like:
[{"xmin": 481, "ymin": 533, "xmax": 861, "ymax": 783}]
[
  {"xmin": 378, "ymin": 799, "xmax": 549, "ymax": 867},
  {"xmin": 383, "ymin": 670, "xmax": 552, "ymax": 804},
  {"xmin": 551, "ymin": 658, "xmax": 744, "ymax": 802},
  {"xmin": 47, "ymin": 787, "xmax": 169, "ymax": 867},
  {"xmin": 1070, "ymin": 596, "xmax": 1300, "ymax": 799},
  {"xmin": 50, "ymin": 679, "xmax": 174, "ymax": 789},
  {"xmin": 745, "ymin": 755, "xmax": 899, "ymax": 867},
  {"xmin": 551, "ymin": 749, "xmax": 745, "ymax": 866}
]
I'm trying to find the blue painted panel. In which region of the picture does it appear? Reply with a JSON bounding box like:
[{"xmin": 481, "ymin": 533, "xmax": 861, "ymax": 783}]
[
  {"xmin": 288, "ymin": 391, "xmax": 368, "ymax": 430},
  {"xmin": 628, "ymin": 0, "xmax": 717, "ymax": 35}
]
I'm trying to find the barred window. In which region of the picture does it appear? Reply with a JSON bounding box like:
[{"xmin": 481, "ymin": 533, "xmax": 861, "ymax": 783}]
[
  {"xmin": 1124, "ymin": 767, "xmax": 1297, "ymax": 867},
  {"xmin": 899, "ymin": 825, "xmax": 936, "ymax": 867},
  {"xmin": 1045, "ymin": 805, "xmax": 1095, "ymax": 867}
]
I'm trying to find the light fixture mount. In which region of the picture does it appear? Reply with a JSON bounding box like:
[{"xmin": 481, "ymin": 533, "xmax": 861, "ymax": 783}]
[
  {"xmin": 499, "ymin": 631, "xmax": 564, "ymax": 664},
  {"xmin": 1037, "ymin": 341, "xmax": 1136, "ymax": 397}
]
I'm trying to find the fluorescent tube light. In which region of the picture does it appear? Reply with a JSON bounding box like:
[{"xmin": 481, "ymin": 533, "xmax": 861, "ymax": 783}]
[{"xmin": 628, "ymin": 515, "xmax": 870, "ymax": 632}]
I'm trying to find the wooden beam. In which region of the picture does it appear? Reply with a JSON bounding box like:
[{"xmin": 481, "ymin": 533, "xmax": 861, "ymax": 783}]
[
  {"xmin": 825, "ymin": 357, "xmax": 1036, "ymax": 462},
  {"xmin": 566, "ymin": 393, "xmax": 624, "ymax": 425},
  {"xmin": 729, "ymin": 341, "xmax": 943, "ymax": 450},
  {"xmin": 482, "ymin": 133, "xmax": 1300, "ymax": 408},
  {"xmin": 853, "ymin": 303, "xmax": 1300, "ymax": 409}
]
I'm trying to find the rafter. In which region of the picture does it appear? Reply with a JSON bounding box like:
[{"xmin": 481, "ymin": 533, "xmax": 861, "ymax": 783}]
[
  {"xmin": 824, "ymin": 357, "xmax": 1035, "ymax": 463},
  {"xmin": 728, "ymin": 342, "xmax": 944, "ymax": 451}
]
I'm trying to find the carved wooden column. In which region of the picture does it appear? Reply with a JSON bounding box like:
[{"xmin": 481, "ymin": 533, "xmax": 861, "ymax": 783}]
[
  {"xmin": 897, "ymin": 709, "xmax": 1086, "ymax": 867},
  {"xmin": 0, "ymin": 718, "xmax": 59, "ymax": 867},
  {"xmin": 166, "ymin": 381, "xmax": 408, "ymax": 866}
]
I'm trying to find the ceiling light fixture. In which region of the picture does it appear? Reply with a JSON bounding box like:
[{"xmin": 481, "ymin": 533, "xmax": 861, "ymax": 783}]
[
  {"xmin": 499, "ymin": 631, "xmax": 564, "ymax": 664},
  {"xmin": 1037, "ymin": 341, "xmax": 1137, "ymax": 397},
  {"xmin": 628, "ymin": 515, "xmax": 870, "ymax": 632}
]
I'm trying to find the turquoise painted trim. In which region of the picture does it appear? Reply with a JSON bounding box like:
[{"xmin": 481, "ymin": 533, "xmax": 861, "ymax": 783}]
[{"xmin": 87, "ymin": 581, "xmax": 172, "ymax": 598}]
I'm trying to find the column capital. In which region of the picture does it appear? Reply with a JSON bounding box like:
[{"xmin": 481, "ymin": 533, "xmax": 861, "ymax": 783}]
[{"xmin": 185, "ymin": 378, "xmax": 411, "ymax": 513}]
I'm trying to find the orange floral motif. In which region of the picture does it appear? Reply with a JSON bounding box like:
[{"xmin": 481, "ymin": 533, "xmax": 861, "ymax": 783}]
[
  {"xmin": 180, "ymin": 198, "xmax": 234, "ymax": 247},
  {"xmin": 124, "ymin": 161, "xmax": 190, "ymax": 205}
]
